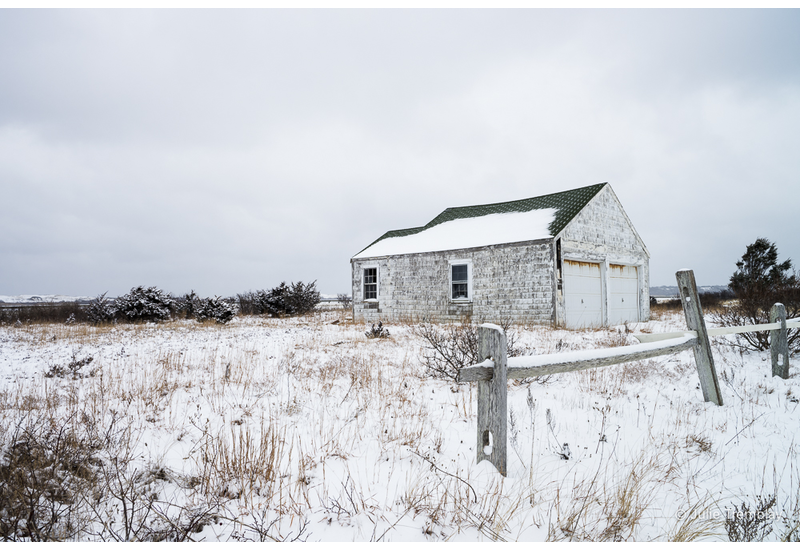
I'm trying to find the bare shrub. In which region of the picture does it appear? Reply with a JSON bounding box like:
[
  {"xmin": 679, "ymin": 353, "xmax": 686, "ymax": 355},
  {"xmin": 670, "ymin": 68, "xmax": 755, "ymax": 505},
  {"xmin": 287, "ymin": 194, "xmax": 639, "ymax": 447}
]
[
  {"xmin": 91, "ymin": 460, "xmax": 219, "ymax": 542},
  {"xmin": 337, "ymin": 294, "xmax": 352, "ymax": 310},
  {"xmin": 712, "ymin": 294, "xmax": 800, "ymax": 352},
  {"xmin": 725, "ymin": 494, "xmax": 776, "ymax": 542},
  {"xmin": 0, "ymin": 399, "xmax": 226, "ymax": 543},
  {"xmin": 413, "ymin": 319, "xmax": 530, "ymax": 381},
  {"xmin": 235, "ymin": 291, "xmax": 260, "ymax": 316},
  {"xmin": 232, "ymin": 511, "xmax": 310, "ymax": 542},
  {"xmin": 0, "ymin": 415, "xmax": 98, "ymax": 541}
]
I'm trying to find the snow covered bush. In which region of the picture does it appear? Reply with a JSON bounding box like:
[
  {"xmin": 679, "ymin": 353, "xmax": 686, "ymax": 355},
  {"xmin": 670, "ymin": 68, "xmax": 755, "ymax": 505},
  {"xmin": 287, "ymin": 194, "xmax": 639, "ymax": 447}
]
[
  {"xmin": 365, "ymin": 321, "xmax": 390, "ymax": 339},
  {"xmin": 256, "ymin": 283, "xmax": 291, "ymax": 316},
  {"xmin": 44, "ymin": 351, "xmax": 96, "ymax": 379},
  {"xmin": 173, "ymin": 290, "xmax": 202, "ymax": 320},
  {"xmin": 195, "ymin": 296, "xmax": 237, "ymax": 324},
  {"xmin": 255, "ymin": 281, "xmax": 320, "ymax": 317},
  {"xmin": 87, "ymin": 292, "xmax": 116, "ymax": 324},
  {"xmin": 114, "ymin": 286, "xmax": 174, "ymax": 323}
]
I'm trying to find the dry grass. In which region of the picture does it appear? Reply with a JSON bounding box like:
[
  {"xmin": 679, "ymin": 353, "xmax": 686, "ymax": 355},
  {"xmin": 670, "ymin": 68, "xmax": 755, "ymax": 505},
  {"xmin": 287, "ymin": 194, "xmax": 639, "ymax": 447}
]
[
  {"xmin": 546, "ymin": 450, "xmax": 680, "ymax": 541},
  {"xmin": 667, "ymin": 497, "xmax": 724, "ymax": 541},
  {"xmin": 0, "ymin": 312, "xmax": 795, "ymax": 541}
]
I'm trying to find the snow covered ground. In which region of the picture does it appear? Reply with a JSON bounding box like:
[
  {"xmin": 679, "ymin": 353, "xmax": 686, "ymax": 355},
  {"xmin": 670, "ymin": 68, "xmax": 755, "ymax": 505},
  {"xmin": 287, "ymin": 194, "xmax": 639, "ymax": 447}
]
[{"xmin": 0, "ymin": 310, "xmax": 797, "ymax": 541}]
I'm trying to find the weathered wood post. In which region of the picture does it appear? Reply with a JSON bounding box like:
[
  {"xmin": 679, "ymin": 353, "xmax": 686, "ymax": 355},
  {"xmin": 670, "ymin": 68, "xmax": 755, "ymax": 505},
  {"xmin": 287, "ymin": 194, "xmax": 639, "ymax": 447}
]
[
  {"xmin": 676, "ymin": 270, "xmax": 723, "ymax": 406},
  {"xmin": 770, "ymin": 303, "xmax": 790, "ymax": 379},
  {"xmin": 476, "ymin": 323, "xmax": 507, "ymax": 476}
]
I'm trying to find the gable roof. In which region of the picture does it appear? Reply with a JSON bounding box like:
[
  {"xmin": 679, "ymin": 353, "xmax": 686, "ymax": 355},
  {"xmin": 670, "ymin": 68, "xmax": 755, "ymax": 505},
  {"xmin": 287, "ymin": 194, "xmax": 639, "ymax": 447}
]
[{"xmin": 354, "ymin": 182, "xmax": 607, "ymax": 258}]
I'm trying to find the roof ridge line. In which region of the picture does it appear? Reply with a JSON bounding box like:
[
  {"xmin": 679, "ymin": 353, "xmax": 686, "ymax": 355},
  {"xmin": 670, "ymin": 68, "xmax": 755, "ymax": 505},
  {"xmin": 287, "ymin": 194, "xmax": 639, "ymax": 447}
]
[{"xmin": 436, "ymin": 182, "xmax": 608, "ymax": 215}]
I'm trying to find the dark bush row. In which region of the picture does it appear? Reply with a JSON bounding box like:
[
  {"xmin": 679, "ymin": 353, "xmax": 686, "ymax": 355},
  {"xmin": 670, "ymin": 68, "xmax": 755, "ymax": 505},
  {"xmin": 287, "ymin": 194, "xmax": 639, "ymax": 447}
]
[
  {"xmin": 237, "ymin": 281, "xmax": 320, "ymax": 317},
  {"xmin": 78, "ymin": 287, "xmax": 239, "ymax": 325},
  {"xmin": 1, "ymin": 281, "xmax": 320, "ymax": 325},
  {"xmin": 0, "ymin": 302, "xmax": 88, "ymax": 325}
]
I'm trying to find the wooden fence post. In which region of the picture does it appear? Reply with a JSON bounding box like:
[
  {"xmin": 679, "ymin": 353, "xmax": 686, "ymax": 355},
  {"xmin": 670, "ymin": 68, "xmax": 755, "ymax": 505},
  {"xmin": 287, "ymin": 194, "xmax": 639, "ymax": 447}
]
[
  {"xmin": 770, "ymin": 303, "xmax": 789, "ymax": 379},
  {"xmin": 476, "ymin": 323, "xmax": 507, "ymax": 476},
  {"xmin": 676, "ymin": 270, "xmax": 723, "ymax": 406}
]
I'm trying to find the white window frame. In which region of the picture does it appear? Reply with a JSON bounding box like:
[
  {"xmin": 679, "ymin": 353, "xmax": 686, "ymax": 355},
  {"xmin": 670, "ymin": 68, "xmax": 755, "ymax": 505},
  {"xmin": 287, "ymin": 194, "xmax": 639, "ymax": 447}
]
[
  {"xmin": 449, "ymin": 259, "xmax": 473, "ymax": 302},
  {"xmin": 363, "ymin": 265, "xmax": 379, "ymax": 301}
]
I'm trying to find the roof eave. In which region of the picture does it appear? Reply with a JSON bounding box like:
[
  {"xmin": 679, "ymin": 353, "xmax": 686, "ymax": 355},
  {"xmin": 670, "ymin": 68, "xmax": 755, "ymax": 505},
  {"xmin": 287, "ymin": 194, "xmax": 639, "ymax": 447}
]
[{"xmin": 352, "ymin": 236, "xmax": 555, "ymax": 261}]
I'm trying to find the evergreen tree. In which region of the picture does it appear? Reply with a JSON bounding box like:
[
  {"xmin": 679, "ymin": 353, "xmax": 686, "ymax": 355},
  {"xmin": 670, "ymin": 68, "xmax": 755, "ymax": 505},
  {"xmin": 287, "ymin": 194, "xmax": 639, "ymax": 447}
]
[
  {"xmin": 716, "ymin": 239, "xmax": 800, "ymax": 351},
  {"xmin": 86, "ymin": 292, "xmax": 115, "ymax": 324},
  {"xmin": 730, "ymin": 238, "xmax": 795, "ymax": 297}
]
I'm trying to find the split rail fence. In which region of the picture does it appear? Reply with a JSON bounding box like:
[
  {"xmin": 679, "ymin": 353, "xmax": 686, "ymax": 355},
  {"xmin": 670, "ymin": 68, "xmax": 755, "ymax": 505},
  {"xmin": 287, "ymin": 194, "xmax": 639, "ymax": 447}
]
[{"xmin": 457, "ymin": 269, "xmax": 799, "ymax": 476}]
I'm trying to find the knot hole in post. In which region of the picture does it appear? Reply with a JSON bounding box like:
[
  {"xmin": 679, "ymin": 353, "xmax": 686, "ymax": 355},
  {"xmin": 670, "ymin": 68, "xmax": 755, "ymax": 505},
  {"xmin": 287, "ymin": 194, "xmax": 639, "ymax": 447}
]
[{"xmin": 482, "ymin": 430, "xmax": 493, "ymax": 456}]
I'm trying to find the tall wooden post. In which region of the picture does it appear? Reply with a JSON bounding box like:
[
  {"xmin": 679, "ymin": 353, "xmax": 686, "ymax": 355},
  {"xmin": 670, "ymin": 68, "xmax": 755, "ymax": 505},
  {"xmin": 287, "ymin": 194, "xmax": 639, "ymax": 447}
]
[
  {"xmin": 770, "ymin": 303, "xmax": 790, "ymax": 379},
  {"xmin": 476, "ymin": 323, "xmax": 507, "ymax": 476},
  {"xmin": 676, "ymin": 270, "xmax": 723, "ymax": 406}
]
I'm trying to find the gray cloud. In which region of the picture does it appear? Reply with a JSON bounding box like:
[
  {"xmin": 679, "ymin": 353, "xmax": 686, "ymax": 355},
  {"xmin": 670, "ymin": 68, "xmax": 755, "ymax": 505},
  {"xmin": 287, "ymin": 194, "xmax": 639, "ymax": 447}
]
[{"xmin": 1, "ymin": 9, "xmax": 799, "ymax": 297}]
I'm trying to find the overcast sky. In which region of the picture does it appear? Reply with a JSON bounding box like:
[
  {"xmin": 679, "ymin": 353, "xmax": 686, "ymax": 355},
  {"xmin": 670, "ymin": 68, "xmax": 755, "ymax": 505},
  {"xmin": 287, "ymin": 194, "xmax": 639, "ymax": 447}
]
[{"xmin": 1, "ymin": 9, "xmax": 799, "ymax": 298}]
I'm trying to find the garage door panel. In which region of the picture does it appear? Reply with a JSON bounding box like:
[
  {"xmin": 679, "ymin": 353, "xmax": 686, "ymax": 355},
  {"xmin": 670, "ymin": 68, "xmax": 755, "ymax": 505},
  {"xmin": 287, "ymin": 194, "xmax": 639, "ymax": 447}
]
[
  {"xmin": 564, "ymin": 260, "xmax": 602, "ymax": 328},
  {"xmin": 608, "ymin": 264, "xmax": 639, "ymax": 325}
]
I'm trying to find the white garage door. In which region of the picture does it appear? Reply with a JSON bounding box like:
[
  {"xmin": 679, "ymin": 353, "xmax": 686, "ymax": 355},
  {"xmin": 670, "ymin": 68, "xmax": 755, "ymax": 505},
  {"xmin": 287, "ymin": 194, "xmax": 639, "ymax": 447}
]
[
  {"xmin": 608, "ymin": 264, "xmax": 639, "ymax": 326},
  {"xmin": 564, "ymin": 260, "xmax": 603, "ymax": 328}
]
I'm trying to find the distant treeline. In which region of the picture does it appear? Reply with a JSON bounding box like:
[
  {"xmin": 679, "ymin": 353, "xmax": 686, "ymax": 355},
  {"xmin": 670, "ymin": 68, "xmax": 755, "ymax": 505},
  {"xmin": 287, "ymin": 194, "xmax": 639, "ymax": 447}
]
[
  {"xmin": 650, "ymin": 289, "xmax": 735, "ymax": 311},
  {"xmin": 0, "ymin": 302, "xmax": 89, "ymax": 324}
]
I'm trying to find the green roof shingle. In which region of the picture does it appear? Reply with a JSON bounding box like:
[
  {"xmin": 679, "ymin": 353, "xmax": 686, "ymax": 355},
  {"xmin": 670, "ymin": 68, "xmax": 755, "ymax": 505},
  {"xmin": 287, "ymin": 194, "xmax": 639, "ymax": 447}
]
[{"xmin": 360, "ymin": 182, "xmax": 607, "ymax": 254}]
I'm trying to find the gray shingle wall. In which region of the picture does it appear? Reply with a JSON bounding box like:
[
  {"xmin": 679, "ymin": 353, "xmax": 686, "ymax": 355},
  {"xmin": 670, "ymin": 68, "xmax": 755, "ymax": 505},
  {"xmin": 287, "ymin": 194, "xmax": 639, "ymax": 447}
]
[
  {"xmin": 352, "ymin": 240, "xmax": 554, "ymax": 324},
  {"xmin": 560, "ymin": 187, "xmax": 641, "ymax": 255},
  {"xmin": 558, "ymin": 186, "xmax": 650, "ymax": 323}
]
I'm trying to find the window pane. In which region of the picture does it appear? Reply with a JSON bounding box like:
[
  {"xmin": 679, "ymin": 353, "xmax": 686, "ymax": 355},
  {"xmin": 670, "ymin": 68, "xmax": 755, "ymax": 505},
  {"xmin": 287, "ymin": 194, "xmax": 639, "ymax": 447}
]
[
  {"xmin": 452, "ymin": 264, "xmax": 468, "ymax": 282},
  {"xmin": 452, "ymin": 283, "xmax": 468, "ymax": 299},
  {"xmin": 364, "ymin": 268, "xmax": 377, "ymax": 299}
]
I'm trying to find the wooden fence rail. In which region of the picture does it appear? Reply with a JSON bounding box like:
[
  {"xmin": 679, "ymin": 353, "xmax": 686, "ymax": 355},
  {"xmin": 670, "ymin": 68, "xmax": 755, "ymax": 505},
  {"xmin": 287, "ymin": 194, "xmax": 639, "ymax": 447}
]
[{"xmin": 457, "ymin": 269, "xmax": 794, "ymax": 476}]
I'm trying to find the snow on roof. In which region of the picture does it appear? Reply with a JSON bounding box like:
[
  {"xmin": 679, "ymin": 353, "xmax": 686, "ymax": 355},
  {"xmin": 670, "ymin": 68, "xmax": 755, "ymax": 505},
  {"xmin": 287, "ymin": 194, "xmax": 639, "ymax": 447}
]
[
  {"xmin": 353, "ymin": 207, "xmax": 557, "ymax": 259},
  {"xmin": 353, "ymin": 183, "xmax": 608, "ymax": 259}
]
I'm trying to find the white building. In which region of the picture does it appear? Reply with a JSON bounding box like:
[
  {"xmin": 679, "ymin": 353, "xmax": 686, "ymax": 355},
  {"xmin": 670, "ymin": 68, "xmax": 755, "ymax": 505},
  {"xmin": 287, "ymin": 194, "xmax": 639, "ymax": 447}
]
[{"xmin": 351, "ymin": 182, "xmax": 649, "ymax": 328}]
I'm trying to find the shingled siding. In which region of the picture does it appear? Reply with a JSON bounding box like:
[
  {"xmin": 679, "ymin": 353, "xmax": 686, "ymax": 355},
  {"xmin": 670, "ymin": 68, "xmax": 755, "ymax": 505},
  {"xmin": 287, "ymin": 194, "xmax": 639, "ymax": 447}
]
[
  {"xmin": 557, "ymin": 185, "xmax": 650, "ymax": 324},
  {"xmin": 352, "ymin": 240, "xmax": 555, "ymax": 324}
]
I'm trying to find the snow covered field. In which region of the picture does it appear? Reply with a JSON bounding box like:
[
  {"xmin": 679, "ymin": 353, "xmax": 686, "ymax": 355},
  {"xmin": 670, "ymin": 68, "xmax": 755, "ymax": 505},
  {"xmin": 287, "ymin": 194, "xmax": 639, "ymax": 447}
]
[{"xmin": 0, "ymin": 310, "xmax": 797, "ymax": 541}]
